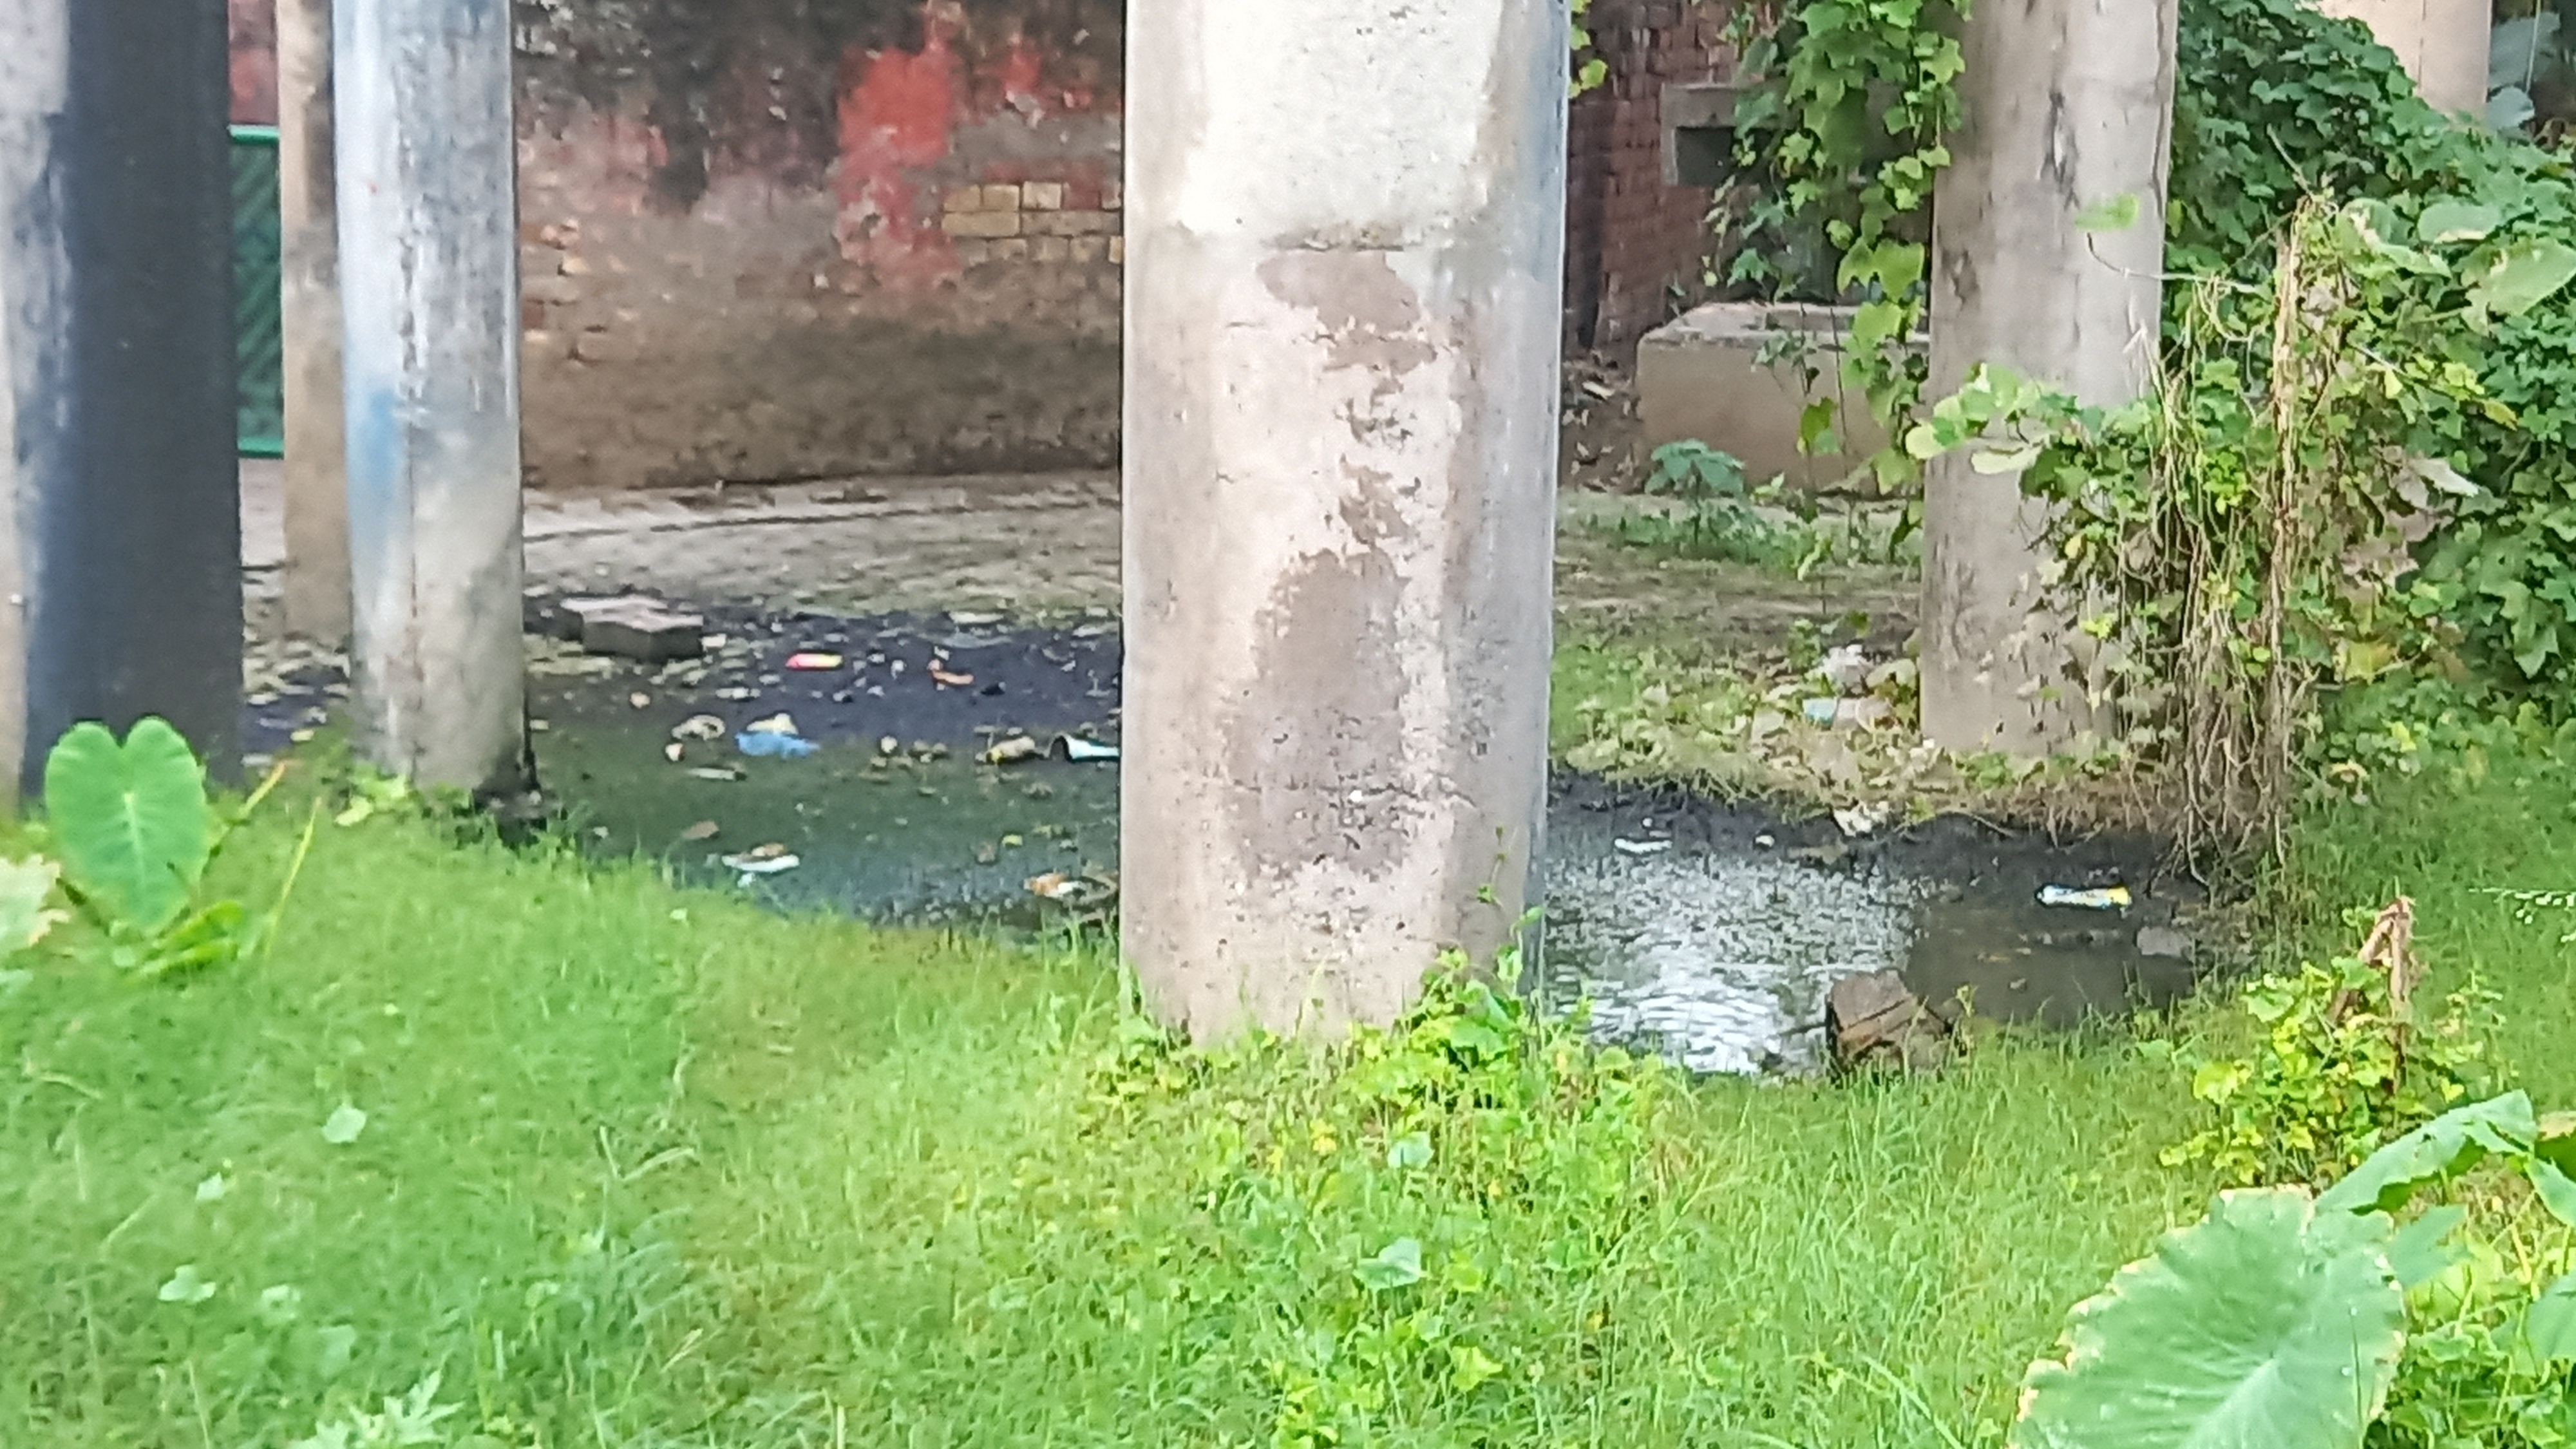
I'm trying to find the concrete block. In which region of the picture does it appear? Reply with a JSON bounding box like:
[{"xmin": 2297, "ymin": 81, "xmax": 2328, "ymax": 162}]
[
  {"xmin": 992, "ymin": 238, "xmax": 1032, "ymax": 261},
  {"xmin": 1070, "ymin": 236, "xmax": 1106, "ymax": 264},
  {"xmin": 1034, "ymin": 236, "xmax": 1070, "ymax": 263},
  {"xmin": 1634, "ymin": 301, "xmax": 1918, "ymax": 493},
  {"xmin": 567, "ymin": 596, "xmax": 706, "ymax": 662}
]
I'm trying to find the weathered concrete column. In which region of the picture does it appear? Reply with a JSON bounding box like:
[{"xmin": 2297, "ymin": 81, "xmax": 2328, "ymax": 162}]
[
  {"xmin": 1123, "ymin": 1, "xmax": 1567, "ymax": 1039},
  {"xmin": 1920, "ymin": 0, "xmax": 2177, "ymax": 755},
  {"xmin": 2316, "ymin": 0, "xmax": 2491, "ymax": 115},
  {"xmin": 280, "ymin": 0, "xmax": 350, "ymax": 644},
  {"xmin": 0, "ymin": 0, "xmax": 242, "ymax": 799},
  {"xmin": 334, "ymin": 0, "xmax": 527, "ymax": 793}
]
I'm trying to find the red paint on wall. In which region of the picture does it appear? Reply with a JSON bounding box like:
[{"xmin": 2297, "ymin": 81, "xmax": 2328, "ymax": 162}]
[
  {"xmin": 228, "ymin": 0, "xmax": 278, "ymax": 125},
  {"xmin": 996, "ymin": 35, "xmax": 1048, "ymax": 116},
  {"xmin": 833, "ymin": 10, "xmax": 964, "ymax": 285}
]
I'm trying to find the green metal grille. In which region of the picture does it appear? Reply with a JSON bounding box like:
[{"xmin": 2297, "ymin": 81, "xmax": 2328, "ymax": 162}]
[{"xmin": 231, "ymin": 124, "xmax": 283, "ymax": 459}]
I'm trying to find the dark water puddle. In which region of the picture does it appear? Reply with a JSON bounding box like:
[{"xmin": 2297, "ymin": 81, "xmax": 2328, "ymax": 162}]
[{"xmin": 284, "ymin": 603, "xmax": 2216, "ymax": 1074}]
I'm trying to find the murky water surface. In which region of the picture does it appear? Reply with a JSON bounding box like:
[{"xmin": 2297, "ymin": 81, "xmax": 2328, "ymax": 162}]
[{"xmin": 489, "ymin": 609, "xmax": 2206, "ymax": 1074}]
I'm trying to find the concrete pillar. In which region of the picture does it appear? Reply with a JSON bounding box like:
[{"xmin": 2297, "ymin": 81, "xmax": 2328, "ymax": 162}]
[
  {"xmin": 334, "ymin": 0, "xmax": 527, "ymax": 795},
  {"xmin": 1920, "ymin": 0, "xmax": 2177, "ymax": 756},
  {"xmin": 0, "ymin": 0, "xmax": 243, "ymax": 799},
  {"xmin": 1122, "ymin": 0, "xmax": 1567, "ymax": 1039},
  {"xmin": 2316, "ymin": 0, "xmax": 2491, "ymax": 116},
  {"xmin": 280, "ymin": 0, "xmax": 350, "ymax": 645}
]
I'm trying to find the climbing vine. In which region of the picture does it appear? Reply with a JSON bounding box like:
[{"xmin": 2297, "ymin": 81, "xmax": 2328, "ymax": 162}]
[{"xmin": 1723, "ymin": 1, "xmax": 1967, "ymax": 482}]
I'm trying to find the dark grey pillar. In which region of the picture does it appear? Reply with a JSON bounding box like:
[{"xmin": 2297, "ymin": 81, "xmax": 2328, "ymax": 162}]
[{"xmin": 0, "ymin": 0, "xmax": 244, "ymax": 798}]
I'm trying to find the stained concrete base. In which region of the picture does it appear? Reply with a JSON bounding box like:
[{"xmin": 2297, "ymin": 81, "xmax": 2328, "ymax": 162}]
[{"xmin": 1634, "ymin": 301, "xmax": 1918, "ymax": 493}]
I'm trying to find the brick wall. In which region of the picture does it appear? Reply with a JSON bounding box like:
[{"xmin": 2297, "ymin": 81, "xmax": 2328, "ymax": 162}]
[
  {"xmin": 229, "ymin": 0, "xmax": 276, "ymax": 126},
  {"xmin": 513, "ymin": 0, "xmax": 1124, "ymax": 490},
  {"xmin": 1565, "ymin": 0, "xmax": 1734, "ymax": 357},
  {"xmin": 230, "ymin": 1, "xmax": 1738, "ymax": 489}
]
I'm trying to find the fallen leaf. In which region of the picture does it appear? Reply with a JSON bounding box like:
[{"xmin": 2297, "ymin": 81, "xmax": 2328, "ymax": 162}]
[{"xmin": 322, "ymin": 1104, "xmax": 368, "ymax": 1145}]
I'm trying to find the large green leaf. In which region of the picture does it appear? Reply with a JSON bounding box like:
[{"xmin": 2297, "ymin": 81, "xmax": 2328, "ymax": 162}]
[
  {"xmin": 2318, "ymin": 1093, "xmax": 2537, "ymax": 1217},
  {"xmin": 43, "ymin": 719, "xmax": 211, "ymax": 933},
  {"xmin": 2470, "ymin": 240, "xmax": 2576, "ymax": 319},
  {"xmin": 2011, "ymin": 1188, "xmax": 2405, "ymax": 1449}
]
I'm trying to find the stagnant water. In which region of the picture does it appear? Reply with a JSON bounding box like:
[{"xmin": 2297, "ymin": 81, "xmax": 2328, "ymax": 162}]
[{"xmin": 484, "ymin": 607, "xmax": 2206, "ymax": 1075}]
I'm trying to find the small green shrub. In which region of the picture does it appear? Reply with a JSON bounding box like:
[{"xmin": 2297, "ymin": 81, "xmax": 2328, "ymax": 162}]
[
  {"xmin": 35, "ymin": 717, "xmax": 312, "ymax": 976},
  {"xmin": 2154, "ymin": 905, "xmax": 2499, "ymax": 1186}
]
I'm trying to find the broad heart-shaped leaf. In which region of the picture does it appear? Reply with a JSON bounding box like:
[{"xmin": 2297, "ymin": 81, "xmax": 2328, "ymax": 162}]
[
  {"xmin": 2318, "ymin": 1092, "xmax": 2538, "ymax": 1217},
  {"xmin": 2416, "ymin": 200, "xmax": 2502, "ymax": 246},
  {"xmin": 2470, "ymin": 240, "xmax": 2576, "ymax": 319},
  {"xmin": 2011, "ymin": 1188, "xmax": 2405, "ymax": 1449},
  {"xmin": 43, "ymin": 719, "xmax": 210, "ymax": 933}
]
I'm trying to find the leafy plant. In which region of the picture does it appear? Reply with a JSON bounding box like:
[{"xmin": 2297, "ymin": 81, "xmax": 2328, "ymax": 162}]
[
  {"xmin": 44, "ymin": 717, "xmax": 211, "ymax": 933},
  {"xmin": 0, "ymin": 857, "xmax": 68, "ymax": 958},
  {"xmin": 1908, "ymin": 187, "xmax": 2576, "ymax": 858},
  {"xmin": 1721, "ymin": 0, "xmax": 1965, "ymax": 481},
  {"xmin": 2155, "ymin": 900, "xmax": 2499, "ymax": 1186},
  {"xmin": 39, "ymin": 717, "xmax": 312, "ymax": 976},
  {"xmin": 1082, "ymin": 958, "xmax": 1683, "ymax": 1449},
  {"xmin": 289, "ymin": 1374, "xmax": 462, "ymax": 1449},
  {"xmin": 2012, "ymin": 1188, "xmax": 2407, "ymax": 1449},
  {"xmin": 2016, "ymin": 1091, "xmax": 2576, "ymax": 1449}
]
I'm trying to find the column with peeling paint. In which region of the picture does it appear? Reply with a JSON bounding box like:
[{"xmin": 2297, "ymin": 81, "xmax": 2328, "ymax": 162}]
[
  {"xmin": 1920, "ymin": 0, "xmax": 2177, "ymax": 755},
  {"xmin": 0, "ymin": 0, "xmax": 242, "ymax": 799},
  {"xmin": 334, "ymin": 0, "xmax": 527, "ymax": 793},
  {"xmin": 1123, "ymin": 0, "xmax": 1568, "ymax": 1038}
]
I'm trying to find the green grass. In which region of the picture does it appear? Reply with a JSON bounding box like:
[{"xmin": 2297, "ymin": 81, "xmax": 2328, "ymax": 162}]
[{"xmin": 5, "ymin": 752, "xmax": 2575, "ymax": 1447}]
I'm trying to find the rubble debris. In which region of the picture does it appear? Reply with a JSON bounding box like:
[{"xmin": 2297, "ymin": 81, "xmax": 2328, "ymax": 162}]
[
  {"xmin": 564, "ymin": 596, "xmax": 706, "ymax": 663},
  {"xmin": 2136, "ymin": 925, "xmax": 2195, "ymax": 960},
  {"xmin": 1826, "ymin": 971, "xmax": 1952, "ymax": 1073},
  {"xmin": 721, "ymin": 844, "xmax": 800, "ymax": 877}
]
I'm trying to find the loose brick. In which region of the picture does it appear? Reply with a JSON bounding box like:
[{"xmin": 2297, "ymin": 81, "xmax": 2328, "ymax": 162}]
[
  {"xmin": 1108, "ymin": 236, "xmax": 1124, "ymax": 265},
  {"xmin": 943, "ymin": 209, "xmax": 1023, "ymax": 238},
  {"xmin": 1022, "ymin": 180, "xmax": 1066, "ymax": 210},
  {"xmin": 944, "ymin": 185, "xmax": 985, "ymax": 213},
  {"xmin": 980, "ymin": 182, "xmax": 1023, "ymax": 211},
  {"xmin": 1030, "ymin": 209, "xmax": 1112, "ymax": 236}
]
